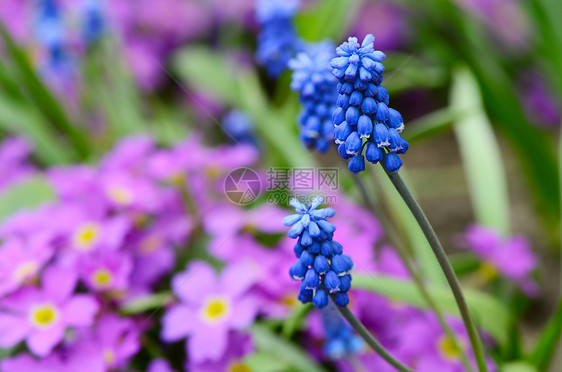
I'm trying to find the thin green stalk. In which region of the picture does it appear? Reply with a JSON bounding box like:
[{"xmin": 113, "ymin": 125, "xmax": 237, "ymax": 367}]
[
  {"xmin": 332, "ymin": 297, "xmax": 414, "ymax": 372},
  {"xmin": 351, "ymin": 174, "xmax": 474, "ymax": 372},
  {"xmin": 382, "ymin": 166, "xmax": 488, "ymax": 372}
]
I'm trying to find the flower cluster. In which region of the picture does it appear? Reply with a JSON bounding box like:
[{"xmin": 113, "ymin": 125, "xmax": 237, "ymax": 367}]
[
  {"xmin": 320, "ymin": 302, "xmax": 364, "ymax": 359},
  {"xmin": 0, "ymin": 135, "xmax": 259, "ymax": 371},
  {"xmin": 330, "ymin": 34, "xmax": 409, "ymax": 173},
  {"xmin": 256, "ymin": 0, "xmax": 303, "ymax": 77},
  {"xmin": 289, "ymin": 41, "xmax": 338, "ymax": 152},
  {"xmin": 284, "ymin": 197, "xmax": 354, "ymax": 308}
]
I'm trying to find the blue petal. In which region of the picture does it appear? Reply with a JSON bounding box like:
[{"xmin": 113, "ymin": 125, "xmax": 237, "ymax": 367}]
[{"xmin": 283, "ymin": 214, "xmax": 302, "ymax": 226}]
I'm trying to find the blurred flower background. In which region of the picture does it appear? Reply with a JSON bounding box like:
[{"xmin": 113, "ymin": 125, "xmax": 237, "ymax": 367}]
[{"xmin": 0, "ymin": 0, "xmax": 560, "ymax": 371}]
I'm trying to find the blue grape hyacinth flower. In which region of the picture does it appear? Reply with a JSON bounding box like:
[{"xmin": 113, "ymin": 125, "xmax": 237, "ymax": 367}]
[
  {"xmin": 222, "ymin": 110, "xmax": 258, "ymax": 147},
  {"xmin": 289, "ymin": 41, "xmax": 338, "ymax": 152},
  {"xmin": 283, "ymin": 197, "xmax": 354, "ymax": 308},
  {"xmin": 321, "ymin": 302, "xmax": 364, "ymax": 359},
  {"xmin": 256, "ymin": 0, "xmax": 303, "ymax": 77},
  {"xmin": 330, "ymin": 34, "xmax": 409, "ymax": 173}
]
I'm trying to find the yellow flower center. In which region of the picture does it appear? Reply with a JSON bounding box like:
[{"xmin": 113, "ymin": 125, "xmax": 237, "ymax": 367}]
[
  {"xmin": 92, "ymin": 268, "xmax": 114, "ymax": 289},
  {"xmin": 280, "ymin": 294, "xmax": 297, "ymax": 307},
  {"xmin": 73, "ymin": 223, "xmax": 101, "ymax": 251},
  {"xmin": 229, "ymin": 361, "xmax": 252, "ymax": 372},
  {"xmin": 107, "ymin": 186, "xmax": 133, "ymax": 206},
  {"xmin": 169, "ymin": 173, "xmax": 185, "ymax": 187},
  {"xmin": 103, "ymin": 349, "xmax": 116, "ymax": 365},
  {"xmin": 30, "ymin": 304, "xmax": 59, "ymax": 329},
  {"xmin": 437, "ymin": 336, "xmax": 462, "ymax": 361},
  {"xmin": 140, "ymin": 235, "xmax": 163, "ymax": 255},
  {"xmin": 477, "ymin": 262, "xmax": 498, "ymax": 282},
  {"xmin": 200, "ymin": 297, "xmax": 231, "ymax": 324},
  {"xmin": 12, "ymin": 261, "xmax": 39, "ymax": 283},
  {"xmin": 205, "ymin": 167, "xmax": 222, "ymax": 180}
]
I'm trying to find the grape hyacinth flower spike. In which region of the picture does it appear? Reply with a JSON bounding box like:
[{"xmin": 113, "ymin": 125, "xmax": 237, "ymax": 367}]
[
  {"xmin": 330, "ymin": 34, "xmax": 409, "ymax": 173},
  {"xmin": 289, "ymin": 41, "xmax": 338, "ymax": 152},
  {"xmin": 283, "ymin": 197, "xmax": 353, "ymax": 308}
]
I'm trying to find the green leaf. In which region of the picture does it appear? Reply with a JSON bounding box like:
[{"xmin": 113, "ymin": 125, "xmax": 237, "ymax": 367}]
[
  {"xmin": 250, "ymin": 325, "xmax": 328, "ymax": 372},
  {"xmin": 295, "ymin": 0, "xmax": 363, "ymax": 41},
  {"xmin": 450, "ymin": 67, "xmax": 510, "ymax": 235},
  {"xmin": 244, "ymin": 351, "xmax": 292, "ymax": 372},
  {"xmin": 119, "ymin": 292, "xmax": 173, "ymax": 315},
  {"xmin": 0, "ymin": 25, "xmax": 91, "ymax": 159},
  {"xmin": 529, "ymin": 299, "xmax": 562, "ymax": 371},
  {"xmin": 0, "ymin": 176, "xmax": 56, "ymax": 222},
  {"xmin": 0, "ymin": 95, "xmax": 71, "ymax": 165},
  {"xmin": 281, "ymin": 303, "xmax": 313, "ymax": 338},
  {"xmin": 353, "ymin": 273, "xmax": 511, "ymax": 348},
  {"xmin": 500, "ymin": 361, "xmax": 538, "ymax": 372}
]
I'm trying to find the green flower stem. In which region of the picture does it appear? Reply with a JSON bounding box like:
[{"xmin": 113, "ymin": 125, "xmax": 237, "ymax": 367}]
[
  {"xmin": 382, "ymin": 166, "xmax": 489, "ymax": 372},
  {"xmin": 351, "ymin": 174, "xmax": 475, "ymax": 372},
  {"xmin": 331, "ymin": 297, "xmax": 414, "ymax": 372}
]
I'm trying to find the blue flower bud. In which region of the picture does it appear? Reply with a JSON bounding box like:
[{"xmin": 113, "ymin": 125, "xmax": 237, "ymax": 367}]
[
  {"xmin": 396, "ymin": 137, "xmax": 409, "ymax": 154},
  {"xmin": 341, "ymin": 254, "xmax": 354, "ymax": 273},
  {"xmin": 337, "ymin": 143, "xmax": 353, "ymax": 160},
  {"xmin": 298, "ymin": 283, "xmax": 313, "ymax": 303},
  {"xmin": 361, "ymin": 97, "xmax": 377, "ymax": 114},
  {"xmin": 293, "ymin": 242, "xmax": 304, "ymax": 257},
  {"xmin": 344, "ymin": 63, "xmax": 358, "ymax": 81},
  {"xmin": 314, "ymin": 255, "xmax": 330, "ymax": 274},
  {"xmin": 339, "ymin": 275, "xmax": 352, "ymax": 292},
  {"xmin": 304, "ymin": 268, "xmax": 320, "ymax": 289},
  {"xmin": 337, "ymin": 94, "xmax": 350, "ymax": 109},
  {"xmin": 308, "ymin": 221, "xmax": 321, "ymax": 237},
  {"xmin": 299, "ymin": 250, "xmax": 314, "ymax": 267},
  {"xmin": 359, "ymin": 67, "xmax": 372, "ymax": 82},
  {"xmin": 331, "ymin": 255, "xmax": 348, "ymax": 275},
  {"xmin": 317, "ymin": 220, "xmax": 336, "ymax": 234},
  {"xmin": 345, "ymin": 132, "xmax": 362, "ymax": 155},
  {"xmin": 313, "ymin": 289, "xmax": 329, "ymax": 308},
  {"xmin": 334, "ymin": 122, "xmax": 352, "ymax": 145},
  {"xmin": 345, "ymin": 107, "xmax": 359, "ymax": 126},
  {"xmin": 332, "ymin": 107, "xmax": 345, "ymax": 125},
  {"xmin": 348, "ymin": 154, "xmax": 365, "ymax": 173},
  {"xmin": 353, "ymin": 79, "xmax": 367, "ymax": 91},
  {"xmin": 373, "ymin": 123, "xmax": 390, "ymax": 148},
  {"xmin": 321, "ymin": 241, "xmax": 333, "ymax": 256},
  {"xmin": 349, "ymin": 91, "xmax": 363, "ymax": 106},
  {"xmin": 334, "ymin": 292, "xmax": 349, "ymax": 307},
  {"xmin": 384, "ymin": 152, "xmax": 403, "ymax": 173},
  {"xmin": 387, "ymin": 108, "xmax": 404, "ymax": 132},
  {"xmin": 373, "ymin": 61, "xmax": 385, "ymax": 75},
  {"xmin": 375, "ymin": 86, "xmax": 389, "ymax": 105},
  {"xmin": 387, "ymin": 128, "xmax": 403, "ymax": 152},
  {"xmin": 330, "ymin": 57, "xmax": 349, "ymax": 69},
  {"xmin": 299, "ymin": 230, "xmax": 312, "ymax": 246},
  {"xmin": 357, "ymin": 115, "xmax": 373, "ymax": 139},
  {"xmin": 283, "ymin": 214, "xmax": 302, "ymax": 226},
  {"xmin": 331, "ymin": 241, "xmax": 343, "ymax": 255},
  {"xmin": 308, "ymin": 241, "xmax": 321, "ymax": 254},
  {"xmin": 300, "ymin": 213, "xmax": 311, "ymax": 227},
  {"xmin": 365, "ymin": 142, "xmax": 383, "ymax": 164},
  {"xmin": 366, "ymin": 51, "xmax": 386, "ymax": 62},
  {"xmin": 289, "ymin": 261, "xmax": 307, "ymax": 280},
  {"xmin": 364, "ymin": 83, "xmax": 378, "ymax": 97},
  {"xmin": 311, "ymin": 207, "xmax": 336, "ymax": 219},
  {"xmin": 375, "ymin": 102, "xmax": 389, "ymax": 122},
  {"xmin": 340, "ymin": 82, "xmax": 353, "ymax": 94},
  {"xmin": 288, "ymin": 221, "xmax": 304, "ymax": 238},
  {"xmin": 325, "ymin": 271, "xmax": 342, "ymax": 293}
]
